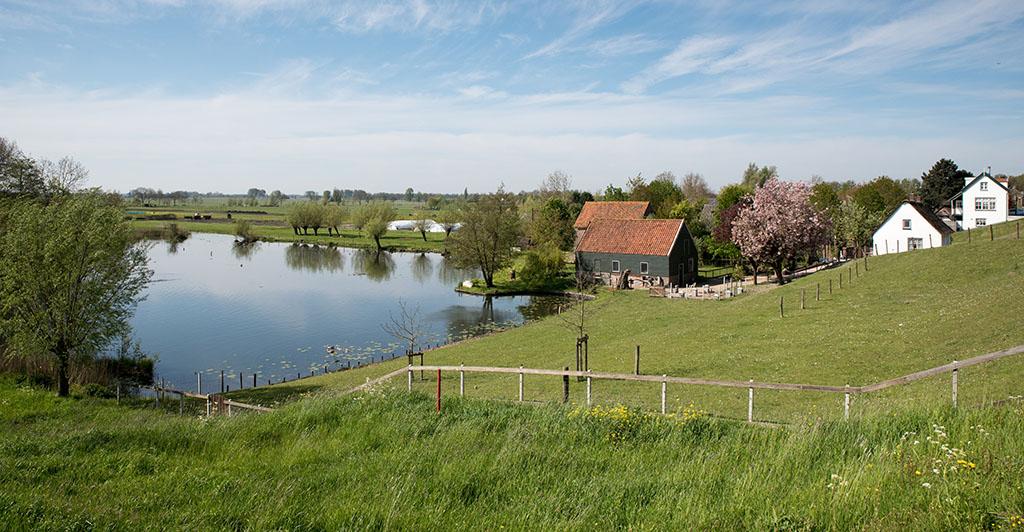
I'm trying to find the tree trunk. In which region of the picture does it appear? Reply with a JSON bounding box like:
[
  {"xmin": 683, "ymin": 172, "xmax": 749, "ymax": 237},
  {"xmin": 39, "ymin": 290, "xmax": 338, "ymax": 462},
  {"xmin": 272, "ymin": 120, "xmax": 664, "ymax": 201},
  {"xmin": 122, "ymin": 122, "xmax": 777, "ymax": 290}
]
[
  {"xmin": 313, "ymin": 227, "xmax": 319, "ymax": 236},
  {"xmin": 483, "ymin": 270, "xmax": 494, "ymax": 287},
  {"xmin": 56, "ymin": 352, "xmax": 69, "ymax": 397},
  {"xmin": 302, "ymin": 227, "xmax": 309, "ymax": 235},
  {"xmin": 773, "ymin": 259, "xmax": 786, "ymax": 285},
  {"xmin": 374, "ymin": 235, "xmax": 382, "ymax": 251},
  {"xmin": 420, "ymin": 230, "xmax": 427, "ymax": 242}
]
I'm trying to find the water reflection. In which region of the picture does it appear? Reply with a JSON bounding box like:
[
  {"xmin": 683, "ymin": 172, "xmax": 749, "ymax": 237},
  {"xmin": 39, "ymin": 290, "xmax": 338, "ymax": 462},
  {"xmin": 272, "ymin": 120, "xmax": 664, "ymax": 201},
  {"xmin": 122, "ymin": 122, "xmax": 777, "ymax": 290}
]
[
  {"xmin": 411, "ymin": 253, "xmax": 434, "ymax": 283},
  {"xmin": 437, "ymin": 256, "xmax": 472, "ymax": 285},
  {"xmin": 285, "ymin": 244, "xmax": 344, "ymax": 273},
  {"xmin": 232, "ymin": 241, "xmax": 261, "ymax": 260},
  {"xmin": 352, "ymin": 249, "xmax": 395, "ymax": 281}
]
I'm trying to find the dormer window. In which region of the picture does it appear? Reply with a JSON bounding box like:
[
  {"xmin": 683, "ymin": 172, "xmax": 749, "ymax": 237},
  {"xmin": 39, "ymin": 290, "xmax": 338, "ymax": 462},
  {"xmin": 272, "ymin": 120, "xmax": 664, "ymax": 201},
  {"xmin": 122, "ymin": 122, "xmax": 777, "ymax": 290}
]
[
  {"xmin": 980, "ymin": 181, "xmax": 988, "ymax": 191},
  {"xmin": 902, "ymin": 219, "xmax": 911, "ymax": 230}
]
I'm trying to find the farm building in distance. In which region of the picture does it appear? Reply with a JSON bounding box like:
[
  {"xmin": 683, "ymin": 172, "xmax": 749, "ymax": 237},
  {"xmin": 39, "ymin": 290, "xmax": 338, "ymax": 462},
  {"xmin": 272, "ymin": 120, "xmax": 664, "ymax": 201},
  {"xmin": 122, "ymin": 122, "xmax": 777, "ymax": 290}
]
[
  {"xmin": 575, "ymin": 218, "xmax": 699, "ymax": 288},
  {"xmin": 872, "ymin": 201, "xmax": 954, "ymax": 255},
  {"xmin": 573, "ymin": 201, "xmax": 652, "ymax": 241}
]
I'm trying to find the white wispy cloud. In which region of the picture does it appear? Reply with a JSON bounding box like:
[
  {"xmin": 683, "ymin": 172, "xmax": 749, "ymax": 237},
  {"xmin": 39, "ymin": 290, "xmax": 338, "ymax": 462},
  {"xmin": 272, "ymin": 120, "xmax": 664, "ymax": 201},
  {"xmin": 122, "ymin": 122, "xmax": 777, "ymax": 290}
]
[
  {"xmin": 523, "ymin": 0, "xmax": 639, "ymax": 59},
  {"xmin": 622, "ymin": 35, "xmax": 733, "ymax": 93}
]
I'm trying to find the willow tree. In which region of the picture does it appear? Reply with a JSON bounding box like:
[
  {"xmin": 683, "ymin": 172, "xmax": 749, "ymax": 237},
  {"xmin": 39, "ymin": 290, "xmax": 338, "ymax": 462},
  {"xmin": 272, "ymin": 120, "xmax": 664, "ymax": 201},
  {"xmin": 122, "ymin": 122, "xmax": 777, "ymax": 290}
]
[{"xmin": 0, "ymin": 193, "xmax": 152, "ymax": 396}]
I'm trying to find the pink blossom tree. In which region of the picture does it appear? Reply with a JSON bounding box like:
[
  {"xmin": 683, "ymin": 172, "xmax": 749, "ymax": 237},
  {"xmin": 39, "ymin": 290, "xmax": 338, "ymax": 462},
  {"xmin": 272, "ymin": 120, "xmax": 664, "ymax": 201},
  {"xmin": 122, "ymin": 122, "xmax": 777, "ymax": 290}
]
[{"xmin": 732, "ymin": 178, "xmax": 830, "ymax": 284}]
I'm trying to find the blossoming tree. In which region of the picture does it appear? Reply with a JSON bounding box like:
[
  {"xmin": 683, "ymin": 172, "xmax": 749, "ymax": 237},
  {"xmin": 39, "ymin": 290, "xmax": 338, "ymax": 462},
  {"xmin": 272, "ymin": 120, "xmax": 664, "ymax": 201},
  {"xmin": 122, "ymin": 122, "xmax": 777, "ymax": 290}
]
[{"xmin": 731, "ymin": 178, "xmax": 830, "ymax": 284}]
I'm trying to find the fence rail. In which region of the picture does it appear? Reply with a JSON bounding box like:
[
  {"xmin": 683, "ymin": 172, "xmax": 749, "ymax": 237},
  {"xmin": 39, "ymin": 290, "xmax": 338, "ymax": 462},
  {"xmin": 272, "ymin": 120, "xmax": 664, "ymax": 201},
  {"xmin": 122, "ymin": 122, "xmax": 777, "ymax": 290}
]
[{"xmin": 388, "ymin": 343, "xmax": 1024, "ymax": 422}]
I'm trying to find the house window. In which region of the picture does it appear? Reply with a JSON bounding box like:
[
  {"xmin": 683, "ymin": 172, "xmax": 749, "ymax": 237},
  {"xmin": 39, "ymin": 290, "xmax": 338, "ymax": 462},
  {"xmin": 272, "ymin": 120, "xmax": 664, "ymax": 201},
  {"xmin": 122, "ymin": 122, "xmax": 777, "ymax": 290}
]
[
  {"xmin": 975, "ymin": 197, "xmax": 996, "ymax": 211},
  {"xmin": 908, "ymin": 238, "xmax": 923, "ymax": 250},
  {"xmin": 611, "ymin": 260, "xmax": 620, "ymax": 273},
  {"xmin": 639, "ymin": 262, "xmax": 649, "ymax": 274},
  {"xmin": 980, "ymin": 181, "xmax": 988, "ymax": 191},
  {"xmin": 976, "ymin": 218, "xmax": 987, "ymax": 226},
  {"xmin": 902, "ymin": 219, "xmax": 912, "ymax": 230}
]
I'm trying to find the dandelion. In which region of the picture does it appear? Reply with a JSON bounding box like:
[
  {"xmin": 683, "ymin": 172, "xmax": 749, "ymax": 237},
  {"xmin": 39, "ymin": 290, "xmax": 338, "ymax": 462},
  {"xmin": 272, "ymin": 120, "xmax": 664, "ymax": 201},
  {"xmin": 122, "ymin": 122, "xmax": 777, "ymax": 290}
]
[{"xmin": 921, "ymin": 482, "xmax": 932, "ymax": 489}]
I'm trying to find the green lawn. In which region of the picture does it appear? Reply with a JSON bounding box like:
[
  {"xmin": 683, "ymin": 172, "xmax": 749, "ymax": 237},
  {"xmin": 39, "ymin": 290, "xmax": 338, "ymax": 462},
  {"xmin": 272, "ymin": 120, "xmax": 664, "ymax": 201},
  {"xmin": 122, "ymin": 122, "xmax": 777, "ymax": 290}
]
[
  {"xmin": 2, "ymin": 379, "xmax": 1023, "ymax": 529},
  {"xmin": 132, "ymin": 219, "xmax": 449, "ymax": 252},
  {"xmin": 229, "ymin": 222, "xmax": 1024, "ymax": 423},
  {"xmin": 129, "ymin": 199, "xmax": 449, "ymax": 252}
]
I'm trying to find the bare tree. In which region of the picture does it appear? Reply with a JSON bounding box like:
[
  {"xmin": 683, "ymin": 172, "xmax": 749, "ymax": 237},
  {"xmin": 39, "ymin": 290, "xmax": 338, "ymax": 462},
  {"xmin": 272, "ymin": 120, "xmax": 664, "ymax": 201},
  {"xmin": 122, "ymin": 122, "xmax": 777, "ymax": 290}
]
[
  {"xmin": 382, "ymin": 300, "xmax": 426, "ymax": 354},
  {"xmin": 680, "ymin": 172, "xmax": 712, "ymax": 202},
  {"xmin": 540, "ymin": 170, "xmax": 572, "ymax": 198},
  {"xmin": 557, "ymin": 270, "xmax": 596, "ymax": 375}
]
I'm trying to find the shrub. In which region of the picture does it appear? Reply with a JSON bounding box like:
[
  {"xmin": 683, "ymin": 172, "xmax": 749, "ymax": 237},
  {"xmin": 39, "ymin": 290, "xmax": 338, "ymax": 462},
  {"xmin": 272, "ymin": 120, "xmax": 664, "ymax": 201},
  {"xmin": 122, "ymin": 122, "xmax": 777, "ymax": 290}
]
[
  {"xmin": 519, "ymin": 243, "xmax": 564, "ymax": 288},
  {"xmin": 234, "ymin": 219, "xmax": 257, "ymax": 242}
]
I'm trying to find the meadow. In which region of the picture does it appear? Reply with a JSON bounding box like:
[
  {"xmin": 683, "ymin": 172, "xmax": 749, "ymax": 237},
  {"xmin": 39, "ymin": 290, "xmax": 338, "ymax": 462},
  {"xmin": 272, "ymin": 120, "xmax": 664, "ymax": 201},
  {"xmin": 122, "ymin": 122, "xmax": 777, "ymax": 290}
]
[
  {"xmin": 129, "ymin": 198, "xmax": 448, "ymax": 252},
  {"xmin": 2, "ymin": 379, "xmax": 1023, "ymax": 529},
  {"xmin": 228, "ymin": 221, "xmax": 1024, "ymax": 423}
]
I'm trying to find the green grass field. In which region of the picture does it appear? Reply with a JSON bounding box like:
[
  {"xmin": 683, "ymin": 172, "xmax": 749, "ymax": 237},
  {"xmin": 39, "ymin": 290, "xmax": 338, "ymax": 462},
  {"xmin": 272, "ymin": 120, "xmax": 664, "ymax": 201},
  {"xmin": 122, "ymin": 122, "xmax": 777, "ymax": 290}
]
[
  {"xmin": 129, "ymin": 198, "xmax": 448, "ymax": 252},
  {"xmin": 2, "ymin": 380, "xmax": 1023, "ymax": 529},
  {"xmin": 229, "ymin": 221, "xmax": 1024, "ymax": 423}
]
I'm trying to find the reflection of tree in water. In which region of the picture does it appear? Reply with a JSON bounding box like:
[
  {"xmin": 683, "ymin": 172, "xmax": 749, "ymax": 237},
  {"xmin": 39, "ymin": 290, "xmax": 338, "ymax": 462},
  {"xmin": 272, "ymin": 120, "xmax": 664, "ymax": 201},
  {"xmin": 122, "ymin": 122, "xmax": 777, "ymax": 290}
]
[
  {"xmin": 437, "ymin": 256, "xmax": 477, "ymax": 285},
  {"xmin": 351, "ymin": 249, "xmax": 394, "ymax": 282},
  {"xmin": 232, "ymin": 241, "xmax": 261, "ymax": 260},
  {"xmin": 410, "ymin": 253, "xmax": 434, "ymax": 283},
  {"xmin": 517, "ymin": 295, "xmax": 571, "ymax": 321},
  {"xmin": 435, "ymin": 296, "xmax": 519, "ymax": 342},
  {"xmin": 285, "ymin": 244, "xmax": 344, "ymax": 273}
]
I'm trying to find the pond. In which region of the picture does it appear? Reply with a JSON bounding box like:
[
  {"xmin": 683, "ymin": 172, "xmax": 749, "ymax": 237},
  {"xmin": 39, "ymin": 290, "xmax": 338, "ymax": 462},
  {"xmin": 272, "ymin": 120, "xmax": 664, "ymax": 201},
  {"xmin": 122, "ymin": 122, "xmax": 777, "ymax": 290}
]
[{"xmin": 131, "ymin": 233, "xmax": 565, "ymax": 390}]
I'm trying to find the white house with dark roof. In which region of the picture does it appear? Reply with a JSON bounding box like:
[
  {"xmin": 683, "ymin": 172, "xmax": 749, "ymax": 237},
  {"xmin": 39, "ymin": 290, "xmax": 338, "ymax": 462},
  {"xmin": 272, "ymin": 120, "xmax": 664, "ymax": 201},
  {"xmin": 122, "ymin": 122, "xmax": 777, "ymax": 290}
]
[
  {"xmin": 949, "ymin": 172, "xmax": 1010, "ymax": 230},
  {"xmin": 872, "ymin": 201, "xmax": 954, "ymax": 255}
]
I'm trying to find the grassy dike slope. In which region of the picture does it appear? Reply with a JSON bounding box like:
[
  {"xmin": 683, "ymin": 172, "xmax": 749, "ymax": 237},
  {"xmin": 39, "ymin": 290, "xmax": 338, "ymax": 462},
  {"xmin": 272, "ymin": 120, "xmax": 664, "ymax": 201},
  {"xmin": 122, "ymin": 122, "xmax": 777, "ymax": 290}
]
[
  {"xmin": 3, "ymin": 380, "xmax": 1024, "ymax": 529},
  {"xmin": 231, "ymin": 222, "xmax": 1024, "ymax": 421}
]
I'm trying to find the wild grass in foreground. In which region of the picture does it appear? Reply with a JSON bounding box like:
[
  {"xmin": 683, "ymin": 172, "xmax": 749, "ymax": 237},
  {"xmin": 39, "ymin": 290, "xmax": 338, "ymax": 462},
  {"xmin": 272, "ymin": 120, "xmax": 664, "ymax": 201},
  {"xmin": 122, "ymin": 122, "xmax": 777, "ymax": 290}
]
[{"xmin": 2, "ymin": 379, "xmax": 1023, "ymax": 529}]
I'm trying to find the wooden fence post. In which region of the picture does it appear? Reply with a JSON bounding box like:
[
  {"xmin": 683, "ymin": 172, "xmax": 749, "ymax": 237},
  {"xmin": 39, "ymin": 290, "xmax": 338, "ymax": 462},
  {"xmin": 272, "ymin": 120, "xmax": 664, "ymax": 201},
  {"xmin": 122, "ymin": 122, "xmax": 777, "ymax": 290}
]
[
  {"xmin": 864, "ymin": 254, "xmax": 868, "ymax": 271},
  {"xmin": 1017, "ymin": 221, "xmax": 1020, "ymax": 240},
  {"xmin": 436, "ymin": 368, "xmax": 441, "ymax": 413},
  {"xmin": 929, "ymin": 234, "xmax": 933, "ymax": 248},
  {"xmin": 779, "ymin": 296, "xmax": 784, "ymax": 318},
  {"xmin": 747, "ymin": 379, "xmax": 754, "ymax": 423},
  {"xmin": 844, "ymin": 385, "xmax": 850, "ymax": 420},
  {"xmin": 205, "ymin": 396, "xmax": 211, "ymax": 417},
  {"xmin": 967, "ymin": 228, "xmax": 971, "ymax": 243},
  {"xmin": 839, "ymin": 274, "xmax": 842, "ymax": 290},
  {"xmin": 816, "ymin": 283, "xmax": 820, "ymax": 301},
  {"xmin": 239, "ymin": 373, "xmax": 243, "ymax": 390},
  {"xmin": 227, "ymin": 402, "xmax": 232, "ymax": 417},
  {"xmin": 634, "ymin": 345, "xmax": 641, "ymax": 375},
  {"xmin": 990, "ymin": 225, "xmax": 994, "ymax": 241},
  {"xmin": 253, "ymin": 373, "xmax": 257, "ymax": 388},
  {"xmin": 562, "ymin": 367, "xmax": 569, "ymax": 404},
  {"xmin": 407, "ymin": 364, "xmax": 413, "ymax": 392},
  {"xmin": 952, "ymin": 360, "xmax": 958, "ymax": 408},
  {"xmin": 586, "ymin": 370, "xmax": 592, "ymax": 407},
  {"xmin": 661, "ymin": 376, "xmax": 667, "ymax": 415},
  {"xmin": 179, "ymin": 392, "xmax": 184, "ymax": 415},
  {"xmin": 116, "ymin": 383, "xmax": 120, "ymax": 404},
  {"xmin": 855, "ymin": 263, "xmax": 859, "ymax": 277},
  {"xmin": 829, "ymin": 279, "xmax": 832, "ymax": 294},
  {"xmin": 197, "ymin": 372, "xmax": 202, "ymax": 395},
  {"xmin": 459, "ymin": 363, "xmax": 465, "ymax": 397},
  {"xmin": 518, "ymin": 365, "xmax": 524, "ymax": 402},
  {"xmin": 800, "ymin": 288, "xmax": 805, "ymax": 310},
  {"xmin": 220, "ymin": 370, "xmax": 225, "ymax": 394}
]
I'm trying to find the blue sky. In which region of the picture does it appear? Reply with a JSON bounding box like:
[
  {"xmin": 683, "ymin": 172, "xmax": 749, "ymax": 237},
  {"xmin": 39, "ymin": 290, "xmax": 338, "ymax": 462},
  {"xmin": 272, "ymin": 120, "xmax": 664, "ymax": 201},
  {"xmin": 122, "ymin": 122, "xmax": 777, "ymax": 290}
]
[{"xmin": 1, "ymin": 0, "xmax": 1022, "ymax": 193}]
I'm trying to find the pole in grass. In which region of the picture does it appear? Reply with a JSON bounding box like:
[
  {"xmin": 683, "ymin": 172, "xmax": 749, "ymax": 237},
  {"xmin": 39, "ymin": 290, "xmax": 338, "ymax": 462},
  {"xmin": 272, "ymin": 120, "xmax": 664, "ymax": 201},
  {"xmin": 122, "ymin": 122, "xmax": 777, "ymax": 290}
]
[
  {"xmin": 844, "ymin": 384, "xmax": 850, "ymax": 420},
  {"xmin": 436, "ymin": 368, "xmax": 442, "ymax": 413},
  {"xmin": 779, "ymin": 295, "xmax": 784, "ymax": 318},
  {"xmin": 747, "ymin": 379, "xmax": 754, "ymax": 423},
  {"xmin": 197, "ymin": 372, "xmax": 202, "ymax": 395}
]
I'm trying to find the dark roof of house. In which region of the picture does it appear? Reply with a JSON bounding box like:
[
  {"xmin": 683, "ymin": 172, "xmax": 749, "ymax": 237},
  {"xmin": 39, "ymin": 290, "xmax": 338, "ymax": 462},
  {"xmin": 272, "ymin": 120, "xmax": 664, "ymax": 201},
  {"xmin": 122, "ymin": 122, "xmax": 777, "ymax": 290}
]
[
  {"xmin": 574, "ymin": 201, "xmax": 651, "ymax": 229},
  {"xmin": 878, "ymin": 201, "xmax": 954, "ymax": 236},
  {"xmin": 575, "ymin": 218, "xmax": 686, "ymax": 256},
  {"xmin": 948, "ymin": 172, "xmax": 1009, "ymax": 200}
]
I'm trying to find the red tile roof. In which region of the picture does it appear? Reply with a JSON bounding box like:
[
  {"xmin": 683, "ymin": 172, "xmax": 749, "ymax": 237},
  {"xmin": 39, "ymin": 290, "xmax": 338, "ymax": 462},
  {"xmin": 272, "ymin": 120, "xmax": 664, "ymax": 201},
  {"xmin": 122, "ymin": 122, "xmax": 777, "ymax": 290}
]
[
  {"xmin": 574, "ymin": 201, "xmax": 651, "ymax": 229},
  {"xmin": 575, "ymin": 218, "xmax": 685, "ymax": 256}
]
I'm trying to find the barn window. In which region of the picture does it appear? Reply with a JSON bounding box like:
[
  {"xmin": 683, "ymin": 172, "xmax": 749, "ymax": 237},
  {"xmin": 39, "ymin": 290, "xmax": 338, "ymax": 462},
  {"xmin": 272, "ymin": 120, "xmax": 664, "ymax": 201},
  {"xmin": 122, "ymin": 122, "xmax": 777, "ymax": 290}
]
[
  {"xmin": 980, "ymin": 181, "xmax": 988, "ymax": 191},
  {"xmin": 902, "ymin": 219, "xmax": 911, "ymax": 230},
  {"xmin": 611, "ymin": 260, "xmax": 620, "ymax": 273},
  {"xmin": 594, "ymin": 259, "xmax": 601, "ymax": 271},
  {"xmin": 639, "ymin": 262, "xmax": 649, "ymax": 274},
  {"xmin": 976, "ymin": 218, "xmax": 987, "ymax": 226}
]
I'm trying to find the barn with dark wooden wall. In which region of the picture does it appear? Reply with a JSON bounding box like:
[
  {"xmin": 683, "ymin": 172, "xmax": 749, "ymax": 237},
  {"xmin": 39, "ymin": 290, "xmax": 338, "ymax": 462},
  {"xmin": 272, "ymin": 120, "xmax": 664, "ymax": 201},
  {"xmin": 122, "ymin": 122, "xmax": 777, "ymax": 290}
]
[{"xmin": 574, "ymin": 218, "xmax": 698, "ymax": 288}]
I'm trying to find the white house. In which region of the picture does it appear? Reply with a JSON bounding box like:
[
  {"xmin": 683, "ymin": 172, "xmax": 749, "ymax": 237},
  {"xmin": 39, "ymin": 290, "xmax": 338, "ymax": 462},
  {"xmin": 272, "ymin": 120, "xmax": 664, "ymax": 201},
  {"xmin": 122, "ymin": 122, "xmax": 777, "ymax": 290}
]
[
  {"xmin": 872, "ymin": 201, "xmax": 953, "ymax": 255},
  {"xmin": 948, "ymin": 173, "xmax": 1010, "ymax": 230}
]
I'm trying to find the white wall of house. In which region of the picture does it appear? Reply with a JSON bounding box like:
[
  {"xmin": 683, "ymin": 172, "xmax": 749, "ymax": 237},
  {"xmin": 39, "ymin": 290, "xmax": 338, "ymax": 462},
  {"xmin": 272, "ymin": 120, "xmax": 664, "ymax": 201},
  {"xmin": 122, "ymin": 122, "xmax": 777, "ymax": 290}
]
[
  {"xmin": 957, "ymin": 175, "xmax": 1009, "ymax": 230},
  {"xmin": 872, "ymin": 203, "xmax": 950, "ymax": 255}
]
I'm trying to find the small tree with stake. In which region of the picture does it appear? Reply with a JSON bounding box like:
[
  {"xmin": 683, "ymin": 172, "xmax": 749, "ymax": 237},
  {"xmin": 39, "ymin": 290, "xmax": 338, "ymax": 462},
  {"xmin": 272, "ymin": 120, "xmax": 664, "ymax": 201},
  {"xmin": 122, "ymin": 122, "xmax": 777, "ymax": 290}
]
[
  {"xmin": 557, "ymin": 269, "xmax": 596, "ymax": 379},
  {"xmin": 0, "ymin": 192, "xmax": 152, "ymax": 397}
]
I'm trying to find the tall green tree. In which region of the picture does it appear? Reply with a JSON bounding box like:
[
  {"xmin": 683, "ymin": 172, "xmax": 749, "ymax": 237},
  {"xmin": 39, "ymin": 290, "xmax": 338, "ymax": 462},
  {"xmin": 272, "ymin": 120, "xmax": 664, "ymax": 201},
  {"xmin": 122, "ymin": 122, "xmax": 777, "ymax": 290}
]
[
  {"xmin": 741, "ymin": 163, "xmax": 778, "ymax": 188},
  {"xmin": 529, "ymin": 197, "xmax": 575, "ymax": 250},
  {"xmin": 851, "ymin": 176, "xmax": 906, "ymax": 216},
  {"xmin": 0, "ymin": 193, "xmax": 152, "ymax": 396},
  {"xmin": 353, "ymin": 201, "xmax": 396, "ymax": 250},
  {"xmin": 448, "ymin": 189, "xmax": 520, "ymax": 287},
  {"xmin": 920, "ymin": 159, "xmax": 972, "ymax": 210}
]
